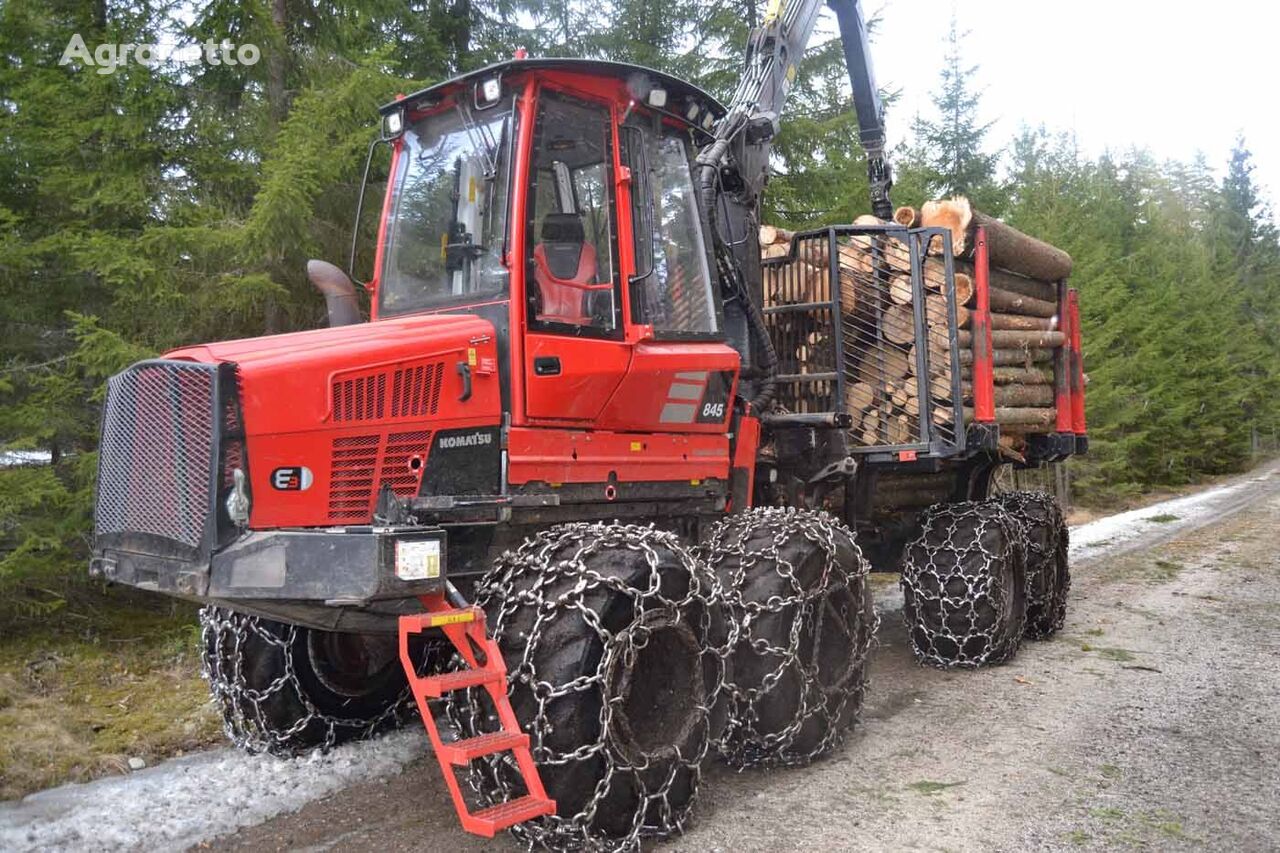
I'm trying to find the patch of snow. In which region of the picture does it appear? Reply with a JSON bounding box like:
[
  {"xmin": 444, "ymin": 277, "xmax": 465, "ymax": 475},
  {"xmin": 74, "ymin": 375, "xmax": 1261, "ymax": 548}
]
[
  {"xmin": 0, "ymin": 450, "xmax": 52, "ymax": 468},
  {"xmin": 0, "ymin": 729, "xmax": 428, "ymax": 853},
  {"xmin": 1068, "ymin": 472, "xmax": 1267, "ymax": 559}
]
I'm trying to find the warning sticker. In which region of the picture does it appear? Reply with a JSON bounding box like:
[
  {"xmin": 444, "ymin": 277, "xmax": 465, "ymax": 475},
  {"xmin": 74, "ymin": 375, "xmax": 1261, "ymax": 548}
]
[{"xmin": 395, "ymin": 539, "xmax": 441, "ymax": 581}]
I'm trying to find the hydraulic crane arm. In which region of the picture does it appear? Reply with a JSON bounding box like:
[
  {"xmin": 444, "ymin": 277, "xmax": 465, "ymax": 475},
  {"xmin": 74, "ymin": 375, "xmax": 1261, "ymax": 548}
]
[
  {"xmin": 695, "ymin": 0, "xmax": 891, "ymax": 414},
  {"xmin": 829, "ymin": 0, "xmax": 892, "ymax": 219},
  {"xmin": 698, "ymin": 0, "xmax": 892, "ymax": 218}
]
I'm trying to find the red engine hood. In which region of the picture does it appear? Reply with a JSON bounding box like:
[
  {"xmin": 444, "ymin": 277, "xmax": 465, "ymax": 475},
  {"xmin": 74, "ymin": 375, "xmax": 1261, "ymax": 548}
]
[{"xmin": 167, "ymin": 314, "xmax": 500, "ymax": 437}]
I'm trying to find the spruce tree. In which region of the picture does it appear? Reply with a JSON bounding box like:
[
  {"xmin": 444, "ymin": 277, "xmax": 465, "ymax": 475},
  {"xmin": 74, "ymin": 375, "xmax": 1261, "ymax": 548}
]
[{"xmin": 910, "ymin": 14, "xmax": 1002, "ymax": 211}]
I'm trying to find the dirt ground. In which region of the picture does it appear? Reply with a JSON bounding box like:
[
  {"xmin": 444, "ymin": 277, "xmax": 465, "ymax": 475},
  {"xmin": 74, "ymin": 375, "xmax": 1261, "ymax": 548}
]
[{"xmin": 208, "ymin": 469, "xmax": 1280, "ymax": 852}]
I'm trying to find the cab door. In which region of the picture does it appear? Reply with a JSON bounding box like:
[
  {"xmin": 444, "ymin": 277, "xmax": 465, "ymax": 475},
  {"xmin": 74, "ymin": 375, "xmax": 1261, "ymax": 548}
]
[
  {"xmin": 594, "ymin": 116, "xmax": 740, "ymax": 434},
  {"xmin": 522, "ymin": 88, "xmax": 630, "ymax": 424}
]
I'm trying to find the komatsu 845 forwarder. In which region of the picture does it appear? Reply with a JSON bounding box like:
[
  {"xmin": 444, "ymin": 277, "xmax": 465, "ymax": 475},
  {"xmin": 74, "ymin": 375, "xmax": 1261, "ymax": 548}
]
[{"xmin": 90, "ymin": 0, "xmax": 1084, "ymax": 847}]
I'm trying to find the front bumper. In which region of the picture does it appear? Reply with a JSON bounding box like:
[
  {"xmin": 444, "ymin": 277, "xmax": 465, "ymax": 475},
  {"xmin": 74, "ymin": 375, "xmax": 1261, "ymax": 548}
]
[{"xmin": 91, "ymin": 526, "xmax": 447, "ymax": 604}]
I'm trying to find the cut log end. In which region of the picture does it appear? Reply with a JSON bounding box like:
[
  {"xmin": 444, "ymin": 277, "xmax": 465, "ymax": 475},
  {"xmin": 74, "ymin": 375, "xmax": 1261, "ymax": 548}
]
[{"xmin": 920, "ymin": 197, "xmax": 974, "ymax": 255}]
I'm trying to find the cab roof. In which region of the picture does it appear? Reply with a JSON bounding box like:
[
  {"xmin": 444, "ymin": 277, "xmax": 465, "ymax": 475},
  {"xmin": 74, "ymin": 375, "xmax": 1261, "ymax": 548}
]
[{"xmin": 378, "ymin": 57, "xmax": 727, "ymax": 122}]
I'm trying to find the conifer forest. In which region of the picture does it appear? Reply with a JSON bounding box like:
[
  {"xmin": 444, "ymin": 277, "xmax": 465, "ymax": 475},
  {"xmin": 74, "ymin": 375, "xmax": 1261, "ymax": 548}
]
[{"xmin": 2, "ymin": 0, "xmax": 1278, "ymax": 621}]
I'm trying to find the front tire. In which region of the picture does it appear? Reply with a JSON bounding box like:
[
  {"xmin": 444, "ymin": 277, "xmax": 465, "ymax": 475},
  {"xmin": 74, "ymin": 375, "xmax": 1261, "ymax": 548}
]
[
  {"xmin": 899, "ymin": 502, "xmax": 1028, "ymax": 668},
  {"xmin": 200, "ymin": 607, "xmax": 409, "ymax": 754},
  {"xmin": 449, "ymin": 522, "xmax": 730, "ymax": 851},
  {"xmin": 699, "ymin": 507, "xmax": 877, "ymax": 768}
]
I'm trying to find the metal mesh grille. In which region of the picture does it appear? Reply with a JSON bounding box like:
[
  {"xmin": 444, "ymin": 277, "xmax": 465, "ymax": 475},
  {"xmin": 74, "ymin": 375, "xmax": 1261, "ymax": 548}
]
[
  {"xmin": 332, "ymin": 374, "xmax": 386, "ymax": 421},
  {"xmin": 836, "ymin": 231, "xmax": 960, "ymax": 448},
  {"xmin": 762, "ymin": 226, "xmax": 964, "ymax": 454},
  {"xmin": 378, "ymin": 430, "xmax": 431, "ymax": 496},
  {"xmin": 762, "ymin": 237, "xmax": 837, "ymax": 413},
  {"xmin": 837, "ymin": 232, "xmax": 919, "ymax": 446},
  {"xmin": 390, "ymin": 362, "xmax": 444, "ymax": 417},
  {"xmin": 95, "ymin": 361, "xmax": 217, "ymax": 549}
]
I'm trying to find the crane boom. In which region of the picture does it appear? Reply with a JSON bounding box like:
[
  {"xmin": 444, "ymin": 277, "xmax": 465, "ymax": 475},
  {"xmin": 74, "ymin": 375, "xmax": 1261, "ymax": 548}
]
[
  {"xmin": 696, "ymin": 0, "xmax": 893, "ymax": 413},
  {"xmin": 829, "ymin": 0, "xmax": 893, "ymax": 219},
  {"xmin": 701, "ymin": 0, "xmax": 893, "ymax": 218}
]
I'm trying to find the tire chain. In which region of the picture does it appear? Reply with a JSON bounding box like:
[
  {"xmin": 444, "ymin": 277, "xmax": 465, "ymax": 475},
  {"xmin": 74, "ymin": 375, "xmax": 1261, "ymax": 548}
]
[
  {"xmin": 995, "ymin": 490, "xmax": 1070, "ymax": 638},
  {"xmin": 899, "ymin": 501, "xmax": 1029, "ymax": 669},
  {"xmin": 697, "ymin": 507, "xmax": 878, "ymax": 769},
  {"xmin": 199, "ymin": 606, "xmax": 413, "ymax": 755},
  {"xmin": 445, "ymin": 522, "xmax": 736, "ymax": 853}
]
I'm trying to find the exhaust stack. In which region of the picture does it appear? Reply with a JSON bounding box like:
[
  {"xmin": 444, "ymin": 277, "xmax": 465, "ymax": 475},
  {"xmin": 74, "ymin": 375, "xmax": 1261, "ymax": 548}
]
[{"xmin": 306, "ymin": 260, "xmax": 362, "ymax": 327}]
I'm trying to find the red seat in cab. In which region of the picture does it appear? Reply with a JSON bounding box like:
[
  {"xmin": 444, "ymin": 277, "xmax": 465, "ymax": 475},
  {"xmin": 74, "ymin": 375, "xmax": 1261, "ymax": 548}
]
[{"xmin": 533, "ymin": 213, "xmax": 607, "ymax": 325}]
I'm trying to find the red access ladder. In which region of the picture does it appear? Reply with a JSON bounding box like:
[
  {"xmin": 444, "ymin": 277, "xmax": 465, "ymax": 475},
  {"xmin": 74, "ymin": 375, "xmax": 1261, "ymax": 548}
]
[{"xmin": 398, "ymin": 595, "xmax": 555, "ymax": 836}]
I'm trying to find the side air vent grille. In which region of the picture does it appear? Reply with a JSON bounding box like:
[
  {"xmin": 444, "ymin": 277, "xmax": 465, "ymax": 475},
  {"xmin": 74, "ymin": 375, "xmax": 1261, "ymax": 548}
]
[
  {"xmin": 327, "ymin": 435, "xmax": 379, "ymax": 522},
  {"xmin": 378, "ymin": 430, "xmax": 431, "ymax": 497},
  {"xmin": 332, "ymin": 374, "xmax": 386, "ymax": 422},
  {"xmin": 390, "ymin": 363, "xmax": 445, "ymax": 418},
  {"xmin": 331, "ymin": 361, "xmax": 445, "ymax": 422},
  {"xmin": 326, "ymin": 430, "xmax": 432, "ymax": 523}
]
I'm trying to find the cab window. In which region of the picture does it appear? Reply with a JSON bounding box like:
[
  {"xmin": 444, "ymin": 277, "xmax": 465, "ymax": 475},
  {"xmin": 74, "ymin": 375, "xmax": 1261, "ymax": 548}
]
[
  {"xmin": 625, "ymin": 121, "xmax": 719, "ymax": 336},
  {"xmin": 525, "ymin": 91, "xmax": 620, "ymax": 334},
  {"xmin": 379, "ymin": 98, "xmax": 513, "ymax": 316}
]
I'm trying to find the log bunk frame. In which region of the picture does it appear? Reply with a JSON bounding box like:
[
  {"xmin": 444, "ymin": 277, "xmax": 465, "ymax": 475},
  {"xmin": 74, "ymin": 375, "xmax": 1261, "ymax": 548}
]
[{"xmin": 757, "ymin": 218, "xmax": 1086, "ymax": 566}]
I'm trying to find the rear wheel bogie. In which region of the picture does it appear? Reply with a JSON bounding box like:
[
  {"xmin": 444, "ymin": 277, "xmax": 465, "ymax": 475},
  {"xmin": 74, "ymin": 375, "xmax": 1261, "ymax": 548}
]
[{"xmin": 899, "ymin": 501, "xmax": 1028, "ymax": 668}]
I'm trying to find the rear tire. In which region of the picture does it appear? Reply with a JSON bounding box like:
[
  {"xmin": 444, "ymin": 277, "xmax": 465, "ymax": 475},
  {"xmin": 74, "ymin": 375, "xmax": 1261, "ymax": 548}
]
[
  {"xmin": 899, "ymin": 502, "xmax": 1027, "ymax": 668},
  {"xmin": 449, "ymin": 522, "xmax": 730, "ymax": 851},
  {"xmin": 995, "ymin": 491, "xmax": 1069, "ymax": 638},
  {"xmin": 200, "ymin": 607, "xmax": 409, "ymax": 755},
  {"xmin": 699, "ymin": 507, "xmax": 877, "ymax": 768}
]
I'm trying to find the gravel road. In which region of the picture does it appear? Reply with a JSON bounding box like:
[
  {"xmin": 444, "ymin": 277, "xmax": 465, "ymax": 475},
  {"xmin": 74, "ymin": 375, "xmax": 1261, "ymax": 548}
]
[
  {"xmin": 4, "ymin": 463, "xmax": 1278, "ymax": 852},
  {"xmin": 208, "ymin": 462, "xmax": 1280, "ymax": 852}
]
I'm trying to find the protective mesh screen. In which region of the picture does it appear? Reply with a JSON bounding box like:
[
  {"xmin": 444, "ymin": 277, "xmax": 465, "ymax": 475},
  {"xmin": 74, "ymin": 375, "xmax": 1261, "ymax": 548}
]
[{"xmin": 95, "ymin": 361, "xmax": 217, "ymax": 549}]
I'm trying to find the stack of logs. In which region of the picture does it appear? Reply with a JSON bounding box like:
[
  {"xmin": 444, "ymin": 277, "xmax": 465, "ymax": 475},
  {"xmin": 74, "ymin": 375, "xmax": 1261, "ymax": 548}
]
[{"xmin": 760, "ymin": 197, "xmax": 1073, "ymax": 453}]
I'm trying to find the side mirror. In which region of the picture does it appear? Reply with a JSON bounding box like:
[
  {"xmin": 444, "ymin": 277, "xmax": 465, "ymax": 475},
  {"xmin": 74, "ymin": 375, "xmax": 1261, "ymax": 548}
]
[
  {"xmin": 349, "ymin": 138, "xmax": 391, "ymax": 286},
  {"xmin": 307, "ymin": 260, "xmax": 362, "ymax": 327}
]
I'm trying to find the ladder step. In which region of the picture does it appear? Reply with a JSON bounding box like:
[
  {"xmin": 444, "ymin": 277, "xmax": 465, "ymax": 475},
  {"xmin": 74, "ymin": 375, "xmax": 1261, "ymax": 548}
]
[
  {"xmin": 438, "ymin": 730, "xmax": 530, "ymax": 765},
  {"xmin": 417, "ymin": 667, "xmax": 504, "ymax": 698},
  {"xmin": 467, "ymin": 795, "xmax": 556, "ymax": 836},
  {"xmin": 402, "ymin": 607, "xmax": 482, "ymax": 633}
]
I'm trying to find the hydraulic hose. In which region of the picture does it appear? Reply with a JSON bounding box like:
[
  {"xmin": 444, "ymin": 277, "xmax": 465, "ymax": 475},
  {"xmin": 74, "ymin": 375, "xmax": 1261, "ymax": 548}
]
[
  {"xmin": 696, "ymin": 139, "xmax": 778, "ymax": 415},
  {"xmin": 741, "ymin": 274, "xmax": 778, "ymax": 413}
]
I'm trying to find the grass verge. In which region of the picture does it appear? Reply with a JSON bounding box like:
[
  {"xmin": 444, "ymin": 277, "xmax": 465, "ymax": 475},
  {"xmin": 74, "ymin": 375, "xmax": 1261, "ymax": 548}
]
[{"xmin": 0, "ymin": 590, "xmax": 221, "ymax": 801}]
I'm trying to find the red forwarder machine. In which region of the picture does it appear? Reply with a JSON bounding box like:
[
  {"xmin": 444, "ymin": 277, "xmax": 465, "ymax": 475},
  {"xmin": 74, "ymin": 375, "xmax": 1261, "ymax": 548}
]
[{"xmin": 90, "ymin": 0, "xmax": 1085, "ymax": 847}]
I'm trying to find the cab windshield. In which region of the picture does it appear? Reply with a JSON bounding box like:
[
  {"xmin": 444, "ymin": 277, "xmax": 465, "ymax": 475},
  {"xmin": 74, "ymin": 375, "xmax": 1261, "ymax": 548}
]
[{"xmin": 378, "ymin": 99, "xmax": 513, "ymax": 316}]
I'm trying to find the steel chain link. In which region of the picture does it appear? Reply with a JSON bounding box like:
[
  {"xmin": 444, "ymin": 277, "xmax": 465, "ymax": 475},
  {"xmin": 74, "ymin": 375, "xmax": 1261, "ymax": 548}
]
[
  {"xmin": 697, "ymin": 507, "xmax": 878, "ymax": 768},
  {"xmin": 199, "ymin": 606, "xmax": 413, "ymax": 755},
  {"xmin": 900, "ymin": 501, "xmax": 1028, "ymax": 669},
  {"xmin": 995, "ymin": 490, "xmax": 1070, "ymax": 638},
  {"xmin": 445, "ymin": 521, "xmax": 735, "ymax": 853}
]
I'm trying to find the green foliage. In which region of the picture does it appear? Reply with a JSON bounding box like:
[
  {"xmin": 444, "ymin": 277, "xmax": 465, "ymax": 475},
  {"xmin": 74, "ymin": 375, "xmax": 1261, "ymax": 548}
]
[
  {"xmin": 903, "ymin": 15, "xmax": 1003, "ymax": 212},
  {"xmin": 1, "ymin": 0, "xmax": 1278, "ymax": 624},
  {"xmin": 0, "ymin": 0, "xmax": 454, "ymax": 620},
  {"xmin": 988, "ymin": 128, "xmax": 1280, "ymax": 500}
]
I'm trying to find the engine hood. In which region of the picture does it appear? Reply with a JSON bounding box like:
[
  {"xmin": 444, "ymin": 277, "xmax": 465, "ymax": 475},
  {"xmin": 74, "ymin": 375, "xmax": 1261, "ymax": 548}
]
[{"xmin": 167, "ymin": 313, "xmax": 500, "ymax": 437}]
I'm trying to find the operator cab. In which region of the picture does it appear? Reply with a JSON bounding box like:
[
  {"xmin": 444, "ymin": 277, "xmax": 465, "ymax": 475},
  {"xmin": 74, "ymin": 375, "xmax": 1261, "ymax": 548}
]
[{"xmin": 372, "ymin": 59, "xmax": 736, "ymax": 431}]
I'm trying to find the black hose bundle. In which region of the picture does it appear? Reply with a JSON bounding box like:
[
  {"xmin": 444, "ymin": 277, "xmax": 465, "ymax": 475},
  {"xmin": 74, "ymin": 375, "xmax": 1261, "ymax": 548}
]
[{"xmin": 696, "ymin": 150, "xmax": 778, "ymax": 415}]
